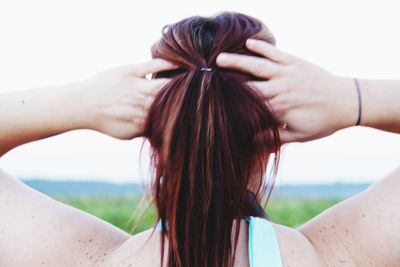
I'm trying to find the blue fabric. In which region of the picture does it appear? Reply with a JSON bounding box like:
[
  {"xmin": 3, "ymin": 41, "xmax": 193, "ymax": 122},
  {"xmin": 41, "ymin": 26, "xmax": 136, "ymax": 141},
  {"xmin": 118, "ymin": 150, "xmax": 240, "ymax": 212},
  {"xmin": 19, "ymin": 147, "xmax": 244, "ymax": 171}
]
[
  {"xmin": 246, "ymin": 216, "xmax": 283, "ymax": 267},
  {"xmin": 155, "ymin": 216, "xmax": 283, "ymax": 266}
]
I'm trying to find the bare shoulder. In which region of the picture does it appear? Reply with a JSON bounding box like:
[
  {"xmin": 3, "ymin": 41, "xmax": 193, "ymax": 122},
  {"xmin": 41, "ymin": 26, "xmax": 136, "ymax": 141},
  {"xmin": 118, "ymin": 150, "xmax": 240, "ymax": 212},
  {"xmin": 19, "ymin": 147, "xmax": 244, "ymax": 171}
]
[
  {"xmin": 107, "ymin": 228, "xmax": 163, "ymax": 267},
  {"xmin": 0, "ymin": 169, "xmax": 130, "ymax": 267},
  {"xmin": 273, "ymin": 223, "xmax": 323, "ymax": 267},
  {"xmin": 299, "ymin": 166, "xmax": 400, "ymax": 266}
]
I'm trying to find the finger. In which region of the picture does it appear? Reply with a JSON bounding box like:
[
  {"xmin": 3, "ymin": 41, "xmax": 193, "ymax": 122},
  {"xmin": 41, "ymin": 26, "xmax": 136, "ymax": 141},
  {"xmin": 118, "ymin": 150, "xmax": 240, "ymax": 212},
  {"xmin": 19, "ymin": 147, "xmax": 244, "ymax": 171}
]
[
  {"xmin": 216, "ymin": 53, "xmax": 280, "ymax": 79},
  {"xmin": 141, "ymin": 78, "xmax": 171, "ymax": 96},
  {"xmin": 268, "ymin": 95, "xmax": 289, "ymax": 117},
  {"xmin": 246, "ymin": 39, "xmax": 292, "ymax": 64},
  {"xmin": 142, "ymin": 94, "xmax": 155, "ymax": 112},
  {"xmin": 132, "ymin": 58, "xmax": 178, "ymax": 77},
  {"xmin": 278, "ymin": 129, "xmax": 297, "ymax": 144},
  {"xmin": 247, "ymin": 80, "xmax": 281, "ymax": 99}
]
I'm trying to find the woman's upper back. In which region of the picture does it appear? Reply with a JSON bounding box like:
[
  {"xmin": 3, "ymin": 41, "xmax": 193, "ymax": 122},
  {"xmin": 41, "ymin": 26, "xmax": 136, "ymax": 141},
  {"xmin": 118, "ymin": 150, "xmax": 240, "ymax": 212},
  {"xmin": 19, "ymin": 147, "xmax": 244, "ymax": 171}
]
[
  {"xmin": 107, "ymin": 218, "xmax": 322, "ymax": 267},
  {"xmin": 3, "ymin": 166, "xmax": 400, "ymax": 267}
]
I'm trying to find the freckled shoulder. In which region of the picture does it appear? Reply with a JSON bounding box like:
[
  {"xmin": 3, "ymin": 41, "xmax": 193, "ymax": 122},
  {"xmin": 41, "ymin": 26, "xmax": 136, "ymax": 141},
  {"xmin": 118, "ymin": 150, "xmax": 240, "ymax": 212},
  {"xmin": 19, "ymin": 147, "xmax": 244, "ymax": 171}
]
[
  {"xmin": 273, "ymin": 223, "xmax": 323, "ymax": 267},
  {"xmin": 0, "ymin": 169, "xmax": 129, "ymax": 267},
  {"xmin": 300, "ymin": 167, "xmax": 400, "ymax": 266},
  {"xmin": 106, "ymin": 228, "xmax": 165, "ymax": 267}
]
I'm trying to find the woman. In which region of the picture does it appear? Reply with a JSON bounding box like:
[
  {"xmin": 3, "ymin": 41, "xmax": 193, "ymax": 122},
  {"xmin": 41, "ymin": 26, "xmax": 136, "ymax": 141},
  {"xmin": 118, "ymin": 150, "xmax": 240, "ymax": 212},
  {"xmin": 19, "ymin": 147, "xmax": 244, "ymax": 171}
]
[{"xmin": 0, "ymin": 12, "xmax": 399, "ymax": 267}]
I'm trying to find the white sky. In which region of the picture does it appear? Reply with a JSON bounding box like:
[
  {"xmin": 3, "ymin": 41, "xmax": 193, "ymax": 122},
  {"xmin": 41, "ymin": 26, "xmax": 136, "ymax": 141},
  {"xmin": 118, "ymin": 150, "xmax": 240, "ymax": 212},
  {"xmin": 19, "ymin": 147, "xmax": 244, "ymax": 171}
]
[{"xmin": 0, "ymin": 0, "xmax": 399, "ymax": 184}]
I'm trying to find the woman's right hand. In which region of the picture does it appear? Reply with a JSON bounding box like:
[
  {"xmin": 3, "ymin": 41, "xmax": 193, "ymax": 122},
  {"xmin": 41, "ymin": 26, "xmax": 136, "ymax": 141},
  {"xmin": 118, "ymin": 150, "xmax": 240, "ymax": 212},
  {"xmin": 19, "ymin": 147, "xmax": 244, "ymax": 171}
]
[
  {"xmin": 217, "ymin": 39, "xmax": 359, "ymax": 143},
  {"xmin": 79, "ymin": 59, "xmax": 176, "ymax": 140},
  {"xmin": 0, "ymin": 59, "xmax": 176, "ymax": 157}
]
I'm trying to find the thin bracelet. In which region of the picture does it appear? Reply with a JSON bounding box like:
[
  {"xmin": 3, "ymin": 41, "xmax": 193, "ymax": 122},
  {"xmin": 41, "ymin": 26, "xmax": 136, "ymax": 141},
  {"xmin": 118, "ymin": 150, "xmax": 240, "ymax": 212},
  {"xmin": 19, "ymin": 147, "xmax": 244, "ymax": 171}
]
[{"xmin": 354, "ymin": 78, "xmax": 362, "ymax": 126}]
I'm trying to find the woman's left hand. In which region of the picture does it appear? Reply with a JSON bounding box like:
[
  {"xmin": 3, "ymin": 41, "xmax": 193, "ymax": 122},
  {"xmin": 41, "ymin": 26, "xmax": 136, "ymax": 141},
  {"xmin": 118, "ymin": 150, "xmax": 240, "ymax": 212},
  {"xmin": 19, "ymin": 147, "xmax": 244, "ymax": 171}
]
[
  {"xmin": 216, "ymin": 39, "xmax": 357, "ymax": 143},
  {"xmin": 80, "ymin": 59, "xmax": 176, "ymax": 139}
]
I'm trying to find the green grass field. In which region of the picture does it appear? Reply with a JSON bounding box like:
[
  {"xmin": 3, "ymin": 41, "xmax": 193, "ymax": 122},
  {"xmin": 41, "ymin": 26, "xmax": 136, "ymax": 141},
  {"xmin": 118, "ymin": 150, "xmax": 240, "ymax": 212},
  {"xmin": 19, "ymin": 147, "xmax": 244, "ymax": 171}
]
[{"xmin": 58, "ymin": 196, "xmax": 340, "ymax": 234}]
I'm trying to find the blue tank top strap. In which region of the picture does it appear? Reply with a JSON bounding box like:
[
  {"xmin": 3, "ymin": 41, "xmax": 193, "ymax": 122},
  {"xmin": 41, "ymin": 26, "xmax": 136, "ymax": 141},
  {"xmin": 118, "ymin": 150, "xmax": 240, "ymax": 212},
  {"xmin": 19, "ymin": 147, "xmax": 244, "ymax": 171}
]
[
  {"xmin": 156, "ymin": 219, "xmax": 168, "ymax": 232},
  {"xmin": 245, "ymin": 216, "xmax": 283, "ymax": 267}
]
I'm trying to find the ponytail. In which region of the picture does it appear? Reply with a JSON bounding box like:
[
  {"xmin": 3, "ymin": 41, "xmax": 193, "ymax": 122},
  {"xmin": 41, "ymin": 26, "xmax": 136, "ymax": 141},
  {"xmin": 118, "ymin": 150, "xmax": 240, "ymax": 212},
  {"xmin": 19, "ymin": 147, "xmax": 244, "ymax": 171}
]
[{"xmin": 144, "ymin": 12, "xmax": 280, "ymax": 267}]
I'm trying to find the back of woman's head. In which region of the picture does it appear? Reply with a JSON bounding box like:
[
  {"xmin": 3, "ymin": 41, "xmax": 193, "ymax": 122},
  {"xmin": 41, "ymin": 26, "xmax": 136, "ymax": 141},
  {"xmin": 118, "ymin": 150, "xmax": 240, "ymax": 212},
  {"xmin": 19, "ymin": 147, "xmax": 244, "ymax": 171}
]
[{"xmin": 144, "ymin": 12, "xmax": 280, "ymax": 267}]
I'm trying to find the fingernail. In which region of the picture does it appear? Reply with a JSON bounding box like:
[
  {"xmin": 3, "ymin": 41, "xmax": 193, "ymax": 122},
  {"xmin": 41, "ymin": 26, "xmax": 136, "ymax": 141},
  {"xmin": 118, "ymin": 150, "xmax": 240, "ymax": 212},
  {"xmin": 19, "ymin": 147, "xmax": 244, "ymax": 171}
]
[
  {"xmin": 164, "ymin": 60, "xmax": 177, "ymax": 68},
  {"xmin": 216, "ymin": 53, "xmax": 228, "ymax": 65},
  {"xmin": 246, "ymin": 81, "xmax": 256, "ymax": 87},
  {"xmin": 156, "ymin": 78, "xmax": 171, "ymax": 83},
  {"xmin": 246, "ymin": 39, "xmax": 257, "ymax": 46},
  {"xmin": 168, "ymin": 61, "xmax": 179, "ymax": 68}
]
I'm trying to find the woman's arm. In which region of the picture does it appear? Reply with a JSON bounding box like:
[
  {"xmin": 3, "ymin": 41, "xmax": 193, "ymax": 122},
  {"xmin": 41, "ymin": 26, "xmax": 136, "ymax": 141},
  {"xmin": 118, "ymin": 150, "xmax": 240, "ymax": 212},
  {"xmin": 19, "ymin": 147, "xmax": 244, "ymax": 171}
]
[
  {"xmin": 0, "ymin": 82, "xmax": 87, "ymax": 156},
  {"xmin": 216, "ymin": 39, "xmax": 400, "ymax": 143},
  {"xmin": 299, "ymin": 166, "xmax": 400, "ymax": 266},
  {"xmin": 0, "ymin": 59, "xmax": 175, "ymax": 267},
  {"xmin": 0, "ymin": 59, "xmax": 175, "ymax": 156},
  {"xmin": 356, "ymin": 79, "xmax": 400, "ymax": 133},
  {"xmin": 218, "ymin": 39, "xmax": 400, "ymax": 265}
]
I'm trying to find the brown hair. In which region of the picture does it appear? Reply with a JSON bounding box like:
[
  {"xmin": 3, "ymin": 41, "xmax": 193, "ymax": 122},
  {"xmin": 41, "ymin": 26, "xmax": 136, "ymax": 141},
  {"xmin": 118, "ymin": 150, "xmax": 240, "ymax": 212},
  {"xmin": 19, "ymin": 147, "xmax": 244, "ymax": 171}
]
[{"xmin": 144, "ymin": 12, "xmax": 280, "ymax": 267}]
